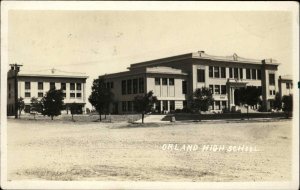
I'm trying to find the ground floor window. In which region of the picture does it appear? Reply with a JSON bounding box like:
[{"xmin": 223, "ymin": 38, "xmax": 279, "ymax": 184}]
[
  {"xmin": 155, "ymin": 101, "xmax": 161, "ymax": 112},
  {"xmin": 122, "ymin": 101, "xmax": 127, "ymax": 112},
  {"xmin": 221, "ymin": 101, "xmax": 227, "ymax": 110},
  {"xmin": 170, "ymin": 101, "xmax": 175, "ymax": 111},
  {"xmin": 215, "ymin": 101, "xmax": 220, "ymax": 110},
  {"xmin": 163, "ymin": 101, "xmax": 168, "ymax": 111}
]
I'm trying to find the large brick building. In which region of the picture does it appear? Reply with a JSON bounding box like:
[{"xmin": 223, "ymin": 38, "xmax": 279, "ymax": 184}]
[
  {"xmin": 100, "ymin": 51, "xmax": 281, "ymax": 113},
  {"xmin": 7, "ymin": 68, "xmax": 88, "ymax": 115}
]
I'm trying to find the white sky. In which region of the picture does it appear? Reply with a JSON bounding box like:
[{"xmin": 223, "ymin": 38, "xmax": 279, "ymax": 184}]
[{"xmin": 7, "ymin": 10, "xmax": 295, "ymax": 108}]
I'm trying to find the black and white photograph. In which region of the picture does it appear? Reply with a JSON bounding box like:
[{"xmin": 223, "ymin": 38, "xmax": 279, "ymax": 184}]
[{"xmin": 1, "ymin": 1, "xmax": 299, "ymax": 189}]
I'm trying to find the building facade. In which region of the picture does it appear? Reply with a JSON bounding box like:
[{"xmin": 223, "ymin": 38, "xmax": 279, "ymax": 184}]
[
  {"xmin": 278, "ymin": 75, "xmax": 293, "ymax": 98},
  {"xmin": 100, "ymin": 51, "xmax": 281, "ymax": 114},
  {"xmin": 7, "ymin": 68, "xmax": 88, "ymax": 116}
]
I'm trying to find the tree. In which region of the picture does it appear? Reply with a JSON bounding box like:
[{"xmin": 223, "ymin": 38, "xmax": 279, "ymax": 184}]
[
  {"xmin": 282, "ymin": 94, "xmax": 293, "ymax": 118},
  {"xmin": 41, "ymin": 88, "xmax": 64, "ymax": 120},
  {"xmin": 17, "ymin": 97, "xmax": 25, "ymax": 118},
  {"xmin": 30, "ymin": 97, "xmax": 42, "ymax": 120},
  {"xmin": 238, "ymin": 86, "xmax": 262, "ymax": 116},
  {"xmin": 190, "ymin": 87, "xmax": 214, "ymax": 112},
  {"xmin": 88, "ymin": 77, "xmax": 114, "ymax": 122},
  {"xmin": 133, "ymin": 91, "xmax": 158, "ymax": 124},
  {"xmin": 69, "ymin": 102, "xmax": 80, "ymax": 121},
  {"xmin": 273, "ymin": 92, "xmax": 282, "ymax": 111}
]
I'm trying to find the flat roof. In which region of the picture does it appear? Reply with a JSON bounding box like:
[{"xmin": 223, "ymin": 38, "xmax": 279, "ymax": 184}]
[{"xmin": 129, "ymin": 51, "xmax": 280, "ymax": 69}]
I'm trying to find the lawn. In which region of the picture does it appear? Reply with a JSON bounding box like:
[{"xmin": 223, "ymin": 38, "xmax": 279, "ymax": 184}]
[{"xmin": 7, "ymin": 118, "xmax": 292, "ymax": 181}]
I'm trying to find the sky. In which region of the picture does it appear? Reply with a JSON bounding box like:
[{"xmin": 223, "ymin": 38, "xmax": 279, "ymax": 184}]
[{"xmin": 7, "ymin": 10, "xmax": 294, "ymax": 108}]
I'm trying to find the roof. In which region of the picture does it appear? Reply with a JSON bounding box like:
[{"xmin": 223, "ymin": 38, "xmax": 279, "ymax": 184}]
[
  {"xmin": 16, "ymin": 68, "xmax": 89, "ymax": 79},
  {"xmin": 280, "ymin": 75, "xmax": 293, "ymax": 81},
  {"xmin": 129, "ymin": 51, "xmax": 280, "ymax": 69}
]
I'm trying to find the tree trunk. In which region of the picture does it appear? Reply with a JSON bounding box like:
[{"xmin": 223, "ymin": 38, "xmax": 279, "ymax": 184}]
[
  {"xmin": 51, "ymin": 115, "xmax": 53, "ymax": 120},
  {"xmin": 72, "ymin": 114, "xmax": 74, "ymax": 121},
  {"xmin": 19, "ymin": 110, "xmax": 21, "ymax": 119},
  {"xmin": 142, "ymin": 112, "xmax": 144, "ymax": 124},
  {"xmin": 247, "ymin": 106, "xmax": 249, "ymax": 120},
  {"xmin": 99, "ymin": 114, "xmax": 102, "ymax": 122},
  {"xmin": 105, "ymin": 113, "xmax": 107, "ymax": 119},
  {"xmin": 34, "ymin": 113, "xmax": 36, "ymax": 120}
]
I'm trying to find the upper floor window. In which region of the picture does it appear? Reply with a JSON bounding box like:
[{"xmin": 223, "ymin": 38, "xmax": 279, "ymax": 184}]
[
  {"xmin": 221, "ymin": 85, "xmax": 226, "ymax": 94},
  {"xmin": 182, "ymin": 81, "xmax": 187, "ymax": 94},
  {"xmin": 133, "ymin": 79, "xmax": 138, "ymax": 94},
  {"xmin": 25, "ymin": 82, "xmax": 31, "ymax": 90},
  {"xmin": 257, "ymin": 69, "xmax": 261, "ymax": 79},
  {"xmin": 138, "ymin": 78, "xmax": 144, "ymax": 93},
  {"xmin": 76, "ymin": 93, "xmax": 82, "ymax": 98},
  {"xmin": 229, "ymin": 68, "xmax": 233, "ymax": 78},
  {"xmin": 110, "ymin": 82, "xmax": 114, "ymax": 88},
  {"xmin": 61, "ymin": 83, "xmax": 66, "ymax": 90},
  {"xmin": 50, "ymin": 82, "xmax": 55, "ymax": 89},
  {"xmin": 239, "ymin": 68, "xmax": 243, "ymax": 79},
  {"xmin": 127, "ymin": 79, "xmax": 132, "ymax": 94},
  {"xmin": 252, "ymin": 69, "xmax": 257, "ymax": 80},
  {"xmin": 76, "ymin": 83, "xmax": 81, "ymax": 90},
  {"xmin": 234, "ymin": 68, "xmax": 238, "ymax": 79},
  {"xmin": 209, "ymin": 66, "xmax": 213, "ymax": 78},
  {"xmin": 214, "ymin": 66, "xmax": 220, "ymax": 78},
  {"xmin": 169, "ymin": 78, "xmax": 174, "ymax": 85},
  {"xmin": 269, "ymin": 73, "xmax": 275, "ymax": 85},
  {"xmin": 25, "ymin": 92, "xmax": 31, "ymax": 97},
  {"xmin": 38, "ymin": 92, "xmax": 44, "ymax": 98},
  {"xmin": 38, "ymin": 82, "xmax": 43, "ymax": 90},
  {"xmin": 197, "ymin": 69, "xmax": 205, "ymax": 82},
  {"xmin": 155, "ymin": 78, "xmax": 160, "ymax": 85},
  {"xmin": 214, "ymin": 85, "xmax": 220, "ymax": 94},
  {"xmin": 246, "ymin": 69, "xmax": 251, "ymax": 79},
  {"xmin": 70, "ymin": 93, "xmax": 75, "ymax": 98},
  {"xmin": 221, "ymin": 67, "xmax": 226, "ymax": 78},
  {"xmin": 121, "ymin": 80, "xmax": 126, "ymax": 95},
  {"xmin": 70, "ymin": 83, "xmax": 75, "ymax": 90},
  {"xmin": 162, "ymin": 78, "xmax": 168, "ymax": 85}
]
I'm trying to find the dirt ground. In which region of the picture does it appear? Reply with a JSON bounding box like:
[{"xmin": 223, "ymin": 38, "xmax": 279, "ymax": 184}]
[{"xmin": 7, "ymin": 118, "xmax": 292, "ymax": 182}]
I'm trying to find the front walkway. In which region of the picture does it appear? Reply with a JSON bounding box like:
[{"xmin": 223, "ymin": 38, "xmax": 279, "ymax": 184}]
[{"xmin": 134, "ymin": 114, "xmax": 169, "ymax": 123}]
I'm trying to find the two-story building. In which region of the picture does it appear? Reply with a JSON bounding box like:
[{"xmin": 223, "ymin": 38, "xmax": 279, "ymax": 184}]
[
  {"xmin": 7, "ymin": 68, "xmax": 88, "ymax": 115},
  {"xmin": 278, "ymin": 75, "xmax": 293, "ymax": 97},
  {"xmin": 100, "ymin": 51, "xmax": 280, "ymax": 113}
]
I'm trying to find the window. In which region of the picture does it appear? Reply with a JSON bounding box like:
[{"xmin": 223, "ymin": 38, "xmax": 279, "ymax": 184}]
[
  {"xmin": 127, "ymin": 101, "xmax": 132, "ymax": 112},
  {"xmin": 234, "ymin": 68, "xmax": 238, "ymax": 79},
  {"xmin": 110, "ymin": 82, "xmax": 114, "ymax": 88},
  {"xmin": 209, "ymin": 85, "xmax": 214, "ymax": 94},
  {"xmin": 25, "ymin": 92, "xmax": 31, "ymax": 97},
  {"xmin": 170, "ymin": 101, "xmax": 175, "ymax": 111},
  {"xmin": 133, "ymin": 79, "xmax": 138, "ymax": 94},
  {"xmin": 106, "ymin": 82, "xmax": 110, "ymax": 89},
  {"xmin": 215, "ymin": 101, "xmax": 220, "ymax": 110},
  {"xmin": 221, "ymin": 67, "xmax": 226, "ymax": 78},
  {"xmin": 127, "ymin": 80, "xmax": 132, "ymax": 94},
  {"xmin": 286, "ymin": 83, "xmax": 290, "ymax": 89},
  {"xmin": 38, "ymin": 92, "xmax": 43, "ymax": 98},
  {"xmin": 138, "ymin": 78, "xmax": 144, "ymax": 93},
  {"xmin": 169, "ymin": 78, "xmax": 174, "ymax": 85},
  {"xmin": 70, "ymin": 93, "xmax": 75, "ymax": 98},
  {"xmin": 214, "ymin": 66, "xmax": 220, "ymax": 78},
  {"xmin": 239, "ymin": 68, "xmax": 243, "ymax": 79},
  {"xmin": 155, "ymin": 78, "xmax": 160, "ymax": 85},
  {"xmin": 214, "ymin": 85, "xmax": 220, "ymax": 95},
  {"xmin": 182, "ymin": 81, "xmax": 187, "ymax": 94},
  {"xmin": 70, "ymin": 83, "xmax": 75, "ymax": 90},
  {"xmin": 162, "ymin": 78, "xmax": 168, "ymax": 85},
  {"xmin": 269, "ymin": 73, "xmax": 275, "ymax": 85},
  {"xmin": 60, "ymin": 83, "xmax": 66, "ymax": 90},
  {"xmin": 122, "ymin": 101, "xmax": 127, "ymax": 111},
  {"xmin": 50, "ymin": 82, "xmax": 55, "ymax": 89},
  {"xmin": 62, "ymin": 93, "xmax": 66, "ymax": 98},
  {"xmin": 76, "ymin": 93, "xmax": 82, "ymax": 98},
  {"xmin": 122, "ymin": 80, "xmax": 126, "ymax": 95},
  {"xmin": 76, "ymin": 83, "xmax": 81, "ymax": 90},
  {"xmin": 291, "ymin": 83, "xmax": 293, "ymax": 89},
  {"xmin": 221, "ymin": 85, "xmax": 226, "ymax": 94},
  {"xmin": 221, "ymin": 101, "xmax": 227, "ymax": 109},
  {"xmin": 25, "ymin": 82, "xmax": 31, "ymax": 90},
  {"xmin": 257, "ymin": 69, "xmax": 261, "ymax": 79},
  {"xmin": 38, "ymin": 82, "xmax": 43, "ymax": 90},
  {"xmin": 246, "ymin": 69, "xmax": 251, "ymax": 79},
  {"xmin": 273, "ymin": 90, "xmax": 276, "ymax": 95},
  {"xmin": 229, "ymin": 68, "xmax": 233, "ymax": 78},
  {"xmin": 197, "ymin": 69, "xmax": 205, "ymax": 82},
  {"xmin": 269, "ymin": 90, "xmax": 273, "ymax": 95},
  {"xmin": 252, "ymin": 69, "xmax": 257, "ymax": 80},
  {"xmin": 209, "ymin": 66, "xmax": 213, "ymax": 77}
]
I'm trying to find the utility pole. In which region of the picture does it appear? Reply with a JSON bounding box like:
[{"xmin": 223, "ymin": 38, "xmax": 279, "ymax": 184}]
[{"xmin": 9, "ymin": 63, "xmax": 23, "ymax": 119}]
